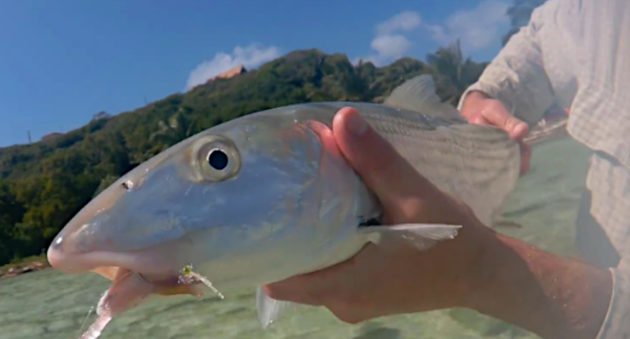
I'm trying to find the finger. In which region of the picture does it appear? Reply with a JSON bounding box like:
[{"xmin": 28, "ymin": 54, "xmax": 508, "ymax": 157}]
[
  {"xmin": 263, "ymin": 257, "xmax": 354, "ymax": 305},
  {"xmin": 331, "ymin": 107, "xmax": 439, "ymax": 206},
  {"xmin": 263, "ymin": 275, "xmax": 325, "ymax": 305},
  {"xmin": 306, "ymin": 119, "xmax": 343, "ymax": 159},
  {"xmin": 510, "ymin": 121, "xmax": 529, "ymax": 140},
  {"xmin": 264, "ymin": 241, "xmax": 379, "ymax": 307},
  {"xmin": 470, "ymin": 109, "xmax": 530, "ymax": 173},
  {"xmin": 470, "ymin": 115, "xmax": 489, "ymax": 125},
  {"xmin": 481, "ymin": 105, "xmax": 529, "ymax": 140}
]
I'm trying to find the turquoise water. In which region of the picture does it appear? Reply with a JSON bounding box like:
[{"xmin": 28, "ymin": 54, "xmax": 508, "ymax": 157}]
[{"xmin": 0, "ymin": 137, "xmax": 592, "ymax": 339}]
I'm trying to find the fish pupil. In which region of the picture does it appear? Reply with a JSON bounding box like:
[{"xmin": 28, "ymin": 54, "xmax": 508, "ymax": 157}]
[{"xmin": 208, "ymin": 149, "xmax": 228, "ymax": 170}]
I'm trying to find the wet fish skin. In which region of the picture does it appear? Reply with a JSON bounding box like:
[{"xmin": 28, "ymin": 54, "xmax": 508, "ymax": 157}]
[{"xmin": 47, "ymin": 99, "xmax": 519, "ymax": 288}]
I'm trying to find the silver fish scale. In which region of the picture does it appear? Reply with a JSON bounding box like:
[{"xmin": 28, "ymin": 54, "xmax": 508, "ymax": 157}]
[{"xmin": 377, "ymin": 122, "xmax": 517, "ymax": 224}]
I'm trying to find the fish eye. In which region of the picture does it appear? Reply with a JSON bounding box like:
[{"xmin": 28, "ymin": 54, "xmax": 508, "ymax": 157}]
[
  {"xmin": 191, "ymin": 135, "xmax": 240, "ymax": 182},
  {"xmin": 207, "ymin": 149, "xmax": 228, "ymax": 170}
]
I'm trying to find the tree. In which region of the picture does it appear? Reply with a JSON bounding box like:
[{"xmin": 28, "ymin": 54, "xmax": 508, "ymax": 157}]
[
  {"xmin": 426, "ymin": 40, "xmax": 488, "ymax": 104},
  {"xmin": 0, "ymin": 180, "xmax": 24, "ymax": 263}
]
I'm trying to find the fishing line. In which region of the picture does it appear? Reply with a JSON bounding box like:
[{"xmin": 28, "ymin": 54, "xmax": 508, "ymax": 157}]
[{"xmin": 178, "ymin": 264, "xmax": 225, "ymax": 300}]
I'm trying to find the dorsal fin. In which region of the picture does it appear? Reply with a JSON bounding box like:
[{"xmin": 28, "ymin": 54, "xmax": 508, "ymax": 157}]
[{"xmin": 384, "ymin": 74, "xmax": 463, "ymax": 120}]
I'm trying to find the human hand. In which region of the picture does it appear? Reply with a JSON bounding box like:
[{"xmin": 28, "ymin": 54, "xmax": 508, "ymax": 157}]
[
  {"xmin": 460, "ymin": 91, "xmax": 531, "ymax": 174},
  {"xmin": 263, "ymin": 107, "xmax": 491, "ymax": 324},
  {"xmin": 266, "ymin": 108, "xmax": 611, "ymax": 339}
]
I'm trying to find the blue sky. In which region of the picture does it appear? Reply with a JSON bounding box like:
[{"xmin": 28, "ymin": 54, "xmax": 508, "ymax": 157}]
[{"xmin": 0, "ymin": 0, "xmax": 511, "ymax": 147}]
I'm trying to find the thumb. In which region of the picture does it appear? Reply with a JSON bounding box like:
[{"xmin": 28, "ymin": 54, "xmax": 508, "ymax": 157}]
[{"xmin": 331, "ymin": 107, "xmax": 440, "ymax": 213}]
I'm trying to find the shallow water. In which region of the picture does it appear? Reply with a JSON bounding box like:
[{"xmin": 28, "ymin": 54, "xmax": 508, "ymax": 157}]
[{"xmin": 0, "ymin": 137, "xmax": 592, "ymax": 339}]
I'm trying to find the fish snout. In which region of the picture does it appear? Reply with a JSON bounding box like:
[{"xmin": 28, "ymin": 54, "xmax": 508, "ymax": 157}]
[
  {"xmin": 47, "ymin": 206, "xmax": 190, "ymax": 280},
  {"xmin": 47, "ymin": 210, "xmax": 105, "ymax": 272},
  {"xmin": 46, "ymin": 234, "xmax": 69, "ymax": 270},
  {"xmin": 46, "ymin": 217, "xmax": 115, "ymax": 273}
]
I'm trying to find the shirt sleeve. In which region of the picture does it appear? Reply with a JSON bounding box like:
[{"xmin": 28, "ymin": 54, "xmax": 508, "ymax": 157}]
[{"xmin": 457, "ymin": 5, "xmax": 556, "ymax": 126}]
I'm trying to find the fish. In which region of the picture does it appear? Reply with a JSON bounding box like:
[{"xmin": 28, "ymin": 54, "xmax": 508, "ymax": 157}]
[{"xmin": 46, "ymin": 75, "xmax": 524, "ymax": 338}]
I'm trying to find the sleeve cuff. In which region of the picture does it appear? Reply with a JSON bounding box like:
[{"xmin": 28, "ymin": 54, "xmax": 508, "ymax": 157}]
[{"xmin": 456, "ymin": 82, "xmax": 495, "ymax": 111}]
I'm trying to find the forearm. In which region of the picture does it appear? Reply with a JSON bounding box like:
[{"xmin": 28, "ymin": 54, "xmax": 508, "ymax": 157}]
[{"xmin": 467, "ymin": 231, "xmax": 612, "ymax": 339}]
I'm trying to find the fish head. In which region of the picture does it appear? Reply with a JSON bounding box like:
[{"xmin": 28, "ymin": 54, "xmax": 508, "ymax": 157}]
[{"xmin": 46, "ymin": 111, "xmax": 361, "ymax": 290}]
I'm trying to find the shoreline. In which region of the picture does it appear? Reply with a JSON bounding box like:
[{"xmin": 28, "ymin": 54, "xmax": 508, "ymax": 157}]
[{"xmin": 0, "ymin": 256, "xmax": 50, "ymax": 280}]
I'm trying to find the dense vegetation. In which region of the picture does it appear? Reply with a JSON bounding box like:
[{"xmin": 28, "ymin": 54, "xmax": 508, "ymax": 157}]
[{"xmin": 0, "ymin": 0, "xmax": 546, "ymax": 265}]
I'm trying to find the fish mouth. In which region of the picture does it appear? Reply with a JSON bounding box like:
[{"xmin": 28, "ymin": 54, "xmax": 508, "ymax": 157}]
[
  {"xmin": 46, "ymin": 234, "xmax": 197, "ymax": 295},
  {"xmin": 50, "ymin": 236, "xmax": 166, "ymax": 272}
]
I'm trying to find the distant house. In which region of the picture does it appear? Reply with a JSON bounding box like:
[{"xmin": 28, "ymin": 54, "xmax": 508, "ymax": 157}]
[{"xmin": 211, "ymin": 65, "xmax": 247, "ymax": 82}]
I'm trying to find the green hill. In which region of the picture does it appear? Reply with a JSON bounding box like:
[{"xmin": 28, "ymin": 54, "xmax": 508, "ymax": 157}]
[{"xmin": 0, "ymin": 47, "xmax": 487, "ymax": 265}]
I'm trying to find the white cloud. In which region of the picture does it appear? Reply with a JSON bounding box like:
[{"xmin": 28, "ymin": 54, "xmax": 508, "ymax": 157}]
[
  {"xmin": 426, "ymin": 0, "xmax": 509, "ymax": 53},
  {"xmin": 371, "ymin": 34, "xmax": 412, "ymax": 60},
  {"xmin": 186, "ymin": 44, "xmax": 280, "ymax": 90},
  {"xmin": 354, "ymin": 2, "xmax": 510, "ymax": 66},
  {"xmin": 377, "ymin": 11, "xmax": 422, "ymax": 35},
  {"xmin": 359, "ymin": 11, "xmax": 421, "ymax": 66}
]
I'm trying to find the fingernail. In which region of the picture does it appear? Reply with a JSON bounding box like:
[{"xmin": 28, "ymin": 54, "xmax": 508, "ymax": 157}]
[{"xmin": 346, "ymin": 110, "xmax": 368, "ymax": 136}]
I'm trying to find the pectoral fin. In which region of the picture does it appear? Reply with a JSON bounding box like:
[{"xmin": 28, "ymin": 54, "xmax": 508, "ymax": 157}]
[
  {"xmin": 256, "ymin": 286, "xmax": 295, "ymax": 329},
  {"xmin": 360, "ymin": 223, "xmax": 461, "ymax": 250}
]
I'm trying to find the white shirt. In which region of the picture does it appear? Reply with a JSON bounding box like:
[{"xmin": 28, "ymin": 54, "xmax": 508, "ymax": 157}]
[{"xmin": 458, "ymin": 0, "xmax": 630, "ymax": 337}]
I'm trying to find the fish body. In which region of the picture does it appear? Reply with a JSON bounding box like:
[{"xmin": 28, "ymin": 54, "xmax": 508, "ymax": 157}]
[{"xmin": 47, "ymin": 75, "xmax": 521, "ymax": 335}]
